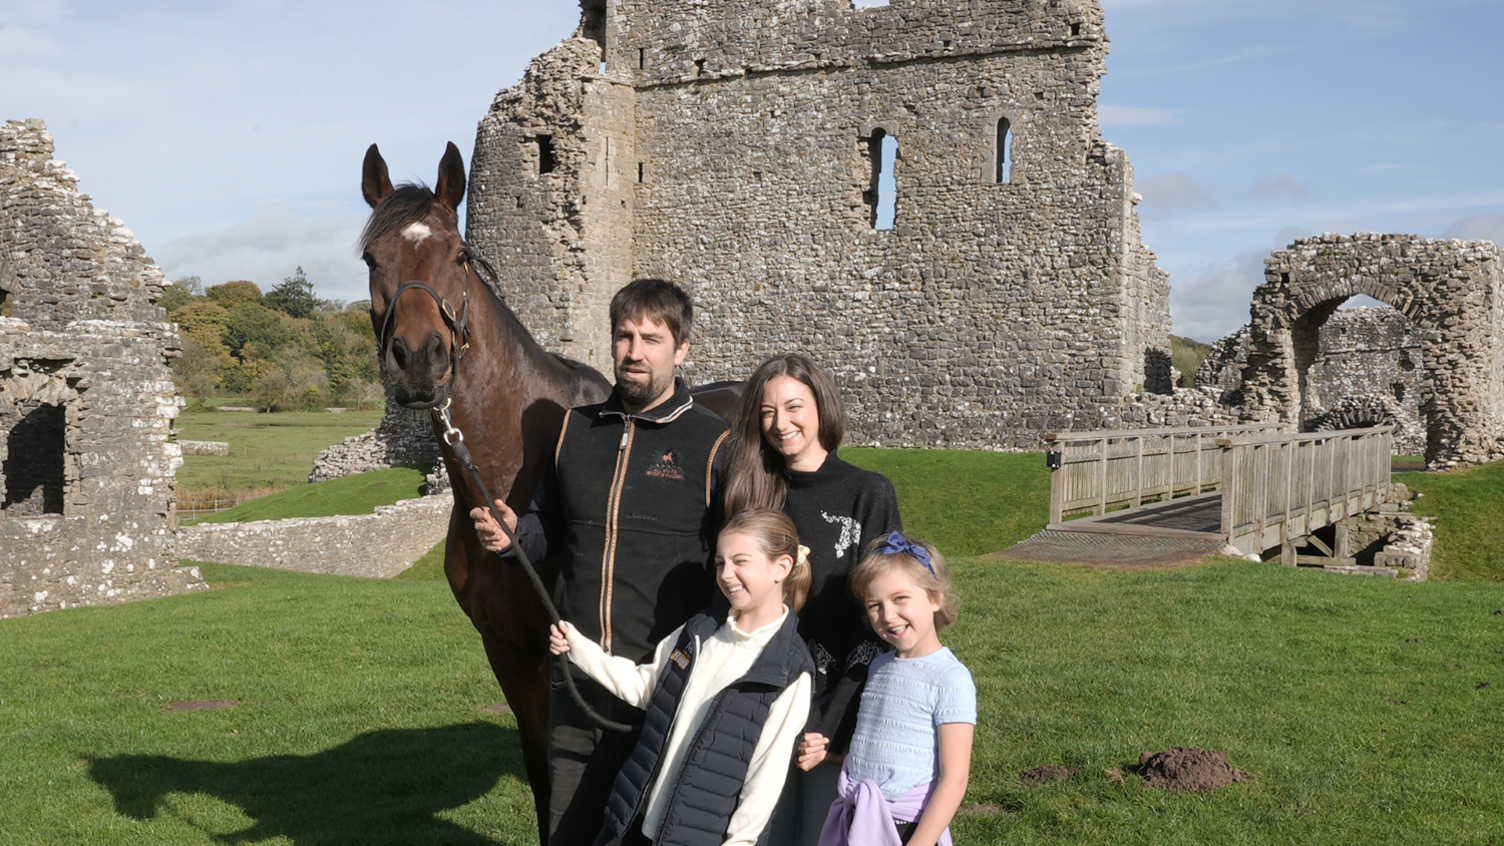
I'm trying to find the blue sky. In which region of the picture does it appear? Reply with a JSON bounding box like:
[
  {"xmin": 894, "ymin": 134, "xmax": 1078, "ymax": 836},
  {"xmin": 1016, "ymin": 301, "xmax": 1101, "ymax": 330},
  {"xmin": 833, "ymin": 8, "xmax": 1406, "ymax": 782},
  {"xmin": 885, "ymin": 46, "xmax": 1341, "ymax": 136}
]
[{"xmin": 4, "ymin": 0, "xmax": 1501, "ymax": 343}]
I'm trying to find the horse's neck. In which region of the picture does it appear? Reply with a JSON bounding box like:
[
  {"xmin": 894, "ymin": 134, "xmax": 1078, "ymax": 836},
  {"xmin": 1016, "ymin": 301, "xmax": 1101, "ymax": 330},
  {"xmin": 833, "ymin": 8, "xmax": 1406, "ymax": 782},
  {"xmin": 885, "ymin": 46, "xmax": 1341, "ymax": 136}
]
[{"xmin": 443, "ymin": 288, "xmax": 578, "ymax": 507}]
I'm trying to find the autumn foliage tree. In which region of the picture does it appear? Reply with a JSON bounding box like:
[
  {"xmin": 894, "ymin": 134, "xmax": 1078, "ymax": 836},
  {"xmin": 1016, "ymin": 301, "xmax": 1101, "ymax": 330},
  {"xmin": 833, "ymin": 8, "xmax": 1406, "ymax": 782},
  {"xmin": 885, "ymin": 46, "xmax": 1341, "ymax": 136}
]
[{"xmin": 163, "ymin": 272, "xmax": 380, "ymax": 410}]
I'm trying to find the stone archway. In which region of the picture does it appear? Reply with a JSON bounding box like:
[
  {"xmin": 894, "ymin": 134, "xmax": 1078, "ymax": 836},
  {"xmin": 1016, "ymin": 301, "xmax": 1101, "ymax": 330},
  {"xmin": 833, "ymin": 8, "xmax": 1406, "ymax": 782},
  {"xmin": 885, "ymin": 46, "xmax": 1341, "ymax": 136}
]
[{"xmin": 1239, "ymin": 233, "xmax": 1504, "ymax": 468}]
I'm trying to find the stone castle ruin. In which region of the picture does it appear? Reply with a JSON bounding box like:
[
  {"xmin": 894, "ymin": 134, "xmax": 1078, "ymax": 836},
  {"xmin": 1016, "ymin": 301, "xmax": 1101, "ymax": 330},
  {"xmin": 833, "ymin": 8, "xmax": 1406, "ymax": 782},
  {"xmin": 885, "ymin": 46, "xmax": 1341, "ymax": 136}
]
[
  {"xmin": 1, "ymin": 119, "xmax": 206, "ymax": 618},
  {"xmin": 1196, "ymin": 234, "xmax": 1504, "ymax": 469},
  {"xmin": 465, "ymin": 0, "xmax": 1172, "ymax": 449},
  {"xmin": 1198, "ymin": 308, "xmax": 1429, "ymax": 456}
]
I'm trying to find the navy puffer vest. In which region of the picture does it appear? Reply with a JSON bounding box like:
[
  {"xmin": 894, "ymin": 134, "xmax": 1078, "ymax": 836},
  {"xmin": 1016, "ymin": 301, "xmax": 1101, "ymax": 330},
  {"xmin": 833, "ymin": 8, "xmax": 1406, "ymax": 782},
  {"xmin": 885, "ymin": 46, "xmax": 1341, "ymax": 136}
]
[{"xmin": 597, "ymin": 608, "xmax": 813, "ymax": 846}]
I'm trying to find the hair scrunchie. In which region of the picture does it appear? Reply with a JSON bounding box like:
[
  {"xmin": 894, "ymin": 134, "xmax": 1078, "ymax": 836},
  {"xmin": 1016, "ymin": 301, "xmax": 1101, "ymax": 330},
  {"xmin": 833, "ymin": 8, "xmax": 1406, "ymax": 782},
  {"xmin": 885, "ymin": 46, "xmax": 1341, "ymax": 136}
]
[
  {"xmin": 796, "ymin": 544, "xmax": 810, "ymax": 569},
  {"xmin": 877, "ymin": 530, "xmax": 934, "ymax": 574}
]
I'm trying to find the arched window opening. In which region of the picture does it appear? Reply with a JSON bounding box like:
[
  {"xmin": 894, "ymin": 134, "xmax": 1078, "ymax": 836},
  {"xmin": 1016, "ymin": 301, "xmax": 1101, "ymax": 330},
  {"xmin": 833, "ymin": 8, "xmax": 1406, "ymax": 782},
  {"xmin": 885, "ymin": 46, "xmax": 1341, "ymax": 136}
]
[
  {"xmin": 867, "ymin": 130, "xmax": 899, "ymax": 231},
  {"xmin": 2, "ymin": 402, "xmax": 66, "ymax": 516},
  {"xmin": 996, "ymin": 118, "xmax": 1012, "ymax": 184}
]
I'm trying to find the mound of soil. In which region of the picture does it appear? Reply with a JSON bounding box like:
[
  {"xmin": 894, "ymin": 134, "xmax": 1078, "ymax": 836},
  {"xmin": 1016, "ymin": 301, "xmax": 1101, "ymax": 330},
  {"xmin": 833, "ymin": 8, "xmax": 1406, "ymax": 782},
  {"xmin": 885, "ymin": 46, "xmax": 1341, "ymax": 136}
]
[
  {"xmin": 1138, "ymin": 747, "xmax": 1249, "ymax": 792},
  {"xmin": 1021, "ymin": 765, "xmax": 1078, "ymax": 784}
]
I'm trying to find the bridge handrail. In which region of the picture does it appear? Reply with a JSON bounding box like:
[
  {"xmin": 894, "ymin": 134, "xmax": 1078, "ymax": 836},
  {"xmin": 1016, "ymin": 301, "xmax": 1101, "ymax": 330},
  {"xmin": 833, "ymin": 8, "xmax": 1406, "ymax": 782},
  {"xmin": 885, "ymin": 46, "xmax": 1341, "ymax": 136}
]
[
  {"xmin": 1042, "ymin": 423, "xmax": 1284, "ymax": 444},
  {"xmin": 1043, "ymin": 423, "xmax": 1287, "ymax": 524},
  {"xmin": 1214, "ymin": 425, "xmax": 1393, "ymax": 447},
  {"xmin": 1219, "ymin": 426, "xmax": 1393, "ymax": 554}
]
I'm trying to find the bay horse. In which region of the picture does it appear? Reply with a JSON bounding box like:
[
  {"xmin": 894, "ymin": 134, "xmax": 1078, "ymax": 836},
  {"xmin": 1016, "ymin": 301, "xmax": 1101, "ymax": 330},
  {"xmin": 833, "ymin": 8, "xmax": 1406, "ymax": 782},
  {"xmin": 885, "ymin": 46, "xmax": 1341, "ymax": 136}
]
[{"xmin": 360, "ymin": 142, "xmax": 739, "ymax": 842}]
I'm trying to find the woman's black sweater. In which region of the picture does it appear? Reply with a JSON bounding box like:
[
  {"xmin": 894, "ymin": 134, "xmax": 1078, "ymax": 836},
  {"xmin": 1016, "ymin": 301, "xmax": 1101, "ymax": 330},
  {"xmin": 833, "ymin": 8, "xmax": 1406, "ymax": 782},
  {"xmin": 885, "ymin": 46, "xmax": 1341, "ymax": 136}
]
[{"xmin": 782, "ymin": 450, "xmax": 901, "ymax": 751}]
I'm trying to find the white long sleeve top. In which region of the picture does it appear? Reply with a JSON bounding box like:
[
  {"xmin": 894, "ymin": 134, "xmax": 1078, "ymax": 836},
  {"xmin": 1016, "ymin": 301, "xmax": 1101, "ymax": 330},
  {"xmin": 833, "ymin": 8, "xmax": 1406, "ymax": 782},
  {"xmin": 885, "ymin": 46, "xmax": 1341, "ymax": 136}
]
[{"xmin": 565, "ymin": 608, "xmax": 813, "ymax": 846}]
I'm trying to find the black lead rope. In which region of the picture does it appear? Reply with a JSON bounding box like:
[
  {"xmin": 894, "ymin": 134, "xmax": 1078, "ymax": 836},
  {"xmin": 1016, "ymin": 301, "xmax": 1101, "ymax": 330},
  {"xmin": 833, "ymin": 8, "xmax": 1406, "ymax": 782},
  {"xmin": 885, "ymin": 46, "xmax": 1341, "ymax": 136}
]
[{"xmin": 432, "ymin": 400, "xmax": 635, "ymax": 733}]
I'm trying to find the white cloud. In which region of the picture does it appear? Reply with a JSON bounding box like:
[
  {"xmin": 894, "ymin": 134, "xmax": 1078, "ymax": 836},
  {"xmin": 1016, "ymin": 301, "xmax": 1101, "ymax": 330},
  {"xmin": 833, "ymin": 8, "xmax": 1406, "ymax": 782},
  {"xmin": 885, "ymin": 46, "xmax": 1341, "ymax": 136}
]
[
  {"xmin": 1441, "ymin": 213, "xmax": 1504, "ymax": 246},
  {"xmin": 1099, "ymin": 105, "xmax": 1181, "ymax": 128},
  {"xmin": 150, "ymin": 208, "xmax": 371, "ymax": 305},
  {"xmin": 1169, "ymin": 250, "xmax": 1268, "ymax": 343},
  {"xmin": 1247, "ymin": 174, "xmax": 1309, "ymax": 203},
  {"xmin": 1136, "ymin": 171, "xmax": 1217, "ymax": 218}
]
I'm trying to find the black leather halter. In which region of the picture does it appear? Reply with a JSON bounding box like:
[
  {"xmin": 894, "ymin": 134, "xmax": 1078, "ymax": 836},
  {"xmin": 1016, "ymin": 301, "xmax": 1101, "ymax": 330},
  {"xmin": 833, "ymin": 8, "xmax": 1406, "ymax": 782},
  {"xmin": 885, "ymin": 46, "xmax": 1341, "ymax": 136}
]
[{"xmin": 376, "ymin": 265, "xmax": 472, "ymax": 372}]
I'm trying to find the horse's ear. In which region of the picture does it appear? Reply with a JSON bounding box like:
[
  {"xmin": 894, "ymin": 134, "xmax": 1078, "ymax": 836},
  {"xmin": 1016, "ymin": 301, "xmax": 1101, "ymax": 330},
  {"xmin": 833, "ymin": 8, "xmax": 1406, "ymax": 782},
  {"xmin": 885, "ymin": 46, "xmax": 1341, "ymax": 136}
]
[
  {"xmin": 363, "ymin": 144, "xmax": 393, "ymax": 209},
  {"xmin": 436, "ymin": 141, "xmax": 466, "ymax": 211}
]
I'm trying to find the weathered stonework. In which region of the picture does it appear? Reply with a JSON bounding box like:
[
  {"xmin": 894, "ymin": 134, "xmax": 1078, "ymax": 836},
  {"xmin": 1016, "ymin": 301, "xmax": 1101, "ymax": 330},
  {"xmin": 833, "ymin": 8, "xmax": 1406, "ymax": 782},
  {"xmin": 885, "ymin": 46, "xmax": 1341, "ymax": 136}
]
[
  {"xmin": 467, "ymin": 0, "xmax": 1171, "ymax": 449},
  {"xmin": 1197, "ymin": 308, "xmax": 1429, "ymax": 456},
  {"xmin": 177, "ymin": 495, "xmax": 451, "ymax": 578},
  {"xmin": 1231, "ymin": 233, "xmax": 1503, "ymax": 469},
  {"xmin": 1, "ymin": 118, "xmax": 206, "ymax": 618},
  {"xmin": 308, "ymin": 404, "xmax": 440, "ymax": 484}
]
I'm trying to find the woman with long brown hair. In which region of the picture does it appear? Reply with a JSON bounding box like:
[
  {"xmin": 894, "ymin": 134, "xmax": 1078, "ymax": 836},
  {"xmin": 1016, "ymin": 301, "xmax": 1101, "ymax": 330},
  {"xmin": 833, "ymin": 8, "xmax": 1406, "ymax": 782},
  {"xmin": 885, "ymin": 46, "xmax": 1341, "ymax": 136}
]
[{"xmin": 722, "ymin": 353, "xmax": 902, "ymax": 846}]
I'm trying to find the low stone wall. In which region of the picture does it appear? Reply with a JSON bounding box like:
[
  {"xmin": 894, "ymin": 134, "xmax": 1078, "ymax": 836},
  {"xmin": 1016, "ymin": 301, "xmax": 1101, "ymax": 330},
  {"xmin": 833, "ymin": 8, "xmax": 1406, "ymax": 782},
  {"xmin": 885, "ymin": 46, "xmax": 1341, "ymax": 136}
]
[
  {"xmin": 308, "ymin": 405, "xmax": 440, "ymax": 483},
  {"xmin": 1, "ymin": 516, "xmax": 207, "ymax": 618},
  {"xmin": 179, "ymin": 440, "xmax": 230, "ymax": 456},
  {"xmin": 176, "ymin": 494, "xmax": 452, "ymax": 578}
]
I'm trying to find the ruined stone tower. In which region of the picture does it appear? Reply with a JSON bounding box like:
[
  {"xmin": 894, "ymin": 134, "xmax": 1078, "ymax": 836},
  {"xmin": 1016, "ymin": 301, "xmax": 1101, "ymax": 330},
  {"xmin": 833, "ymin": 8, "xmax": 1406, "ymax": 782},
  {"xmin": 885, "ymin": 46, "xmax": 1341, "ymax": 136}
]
[
  {"xmin": 467, "ymin": 0, "xmax": 1170, "ymax": 448},
  {"xmin": 1, "ymin": 119, "xmax": 206, "ymax": 617}
]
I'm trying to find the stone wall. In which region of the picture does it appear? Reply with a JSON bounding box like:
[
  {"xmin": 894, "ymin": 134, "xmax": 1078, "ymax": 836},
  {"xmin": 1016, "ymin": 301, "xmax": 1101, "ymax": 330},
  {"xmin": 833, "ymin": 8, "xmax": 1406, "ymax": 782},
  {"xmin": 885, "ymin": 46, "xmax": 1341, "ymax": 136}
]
[
  {"xmin": 1, "ymin": 119, "xmax": 206, "ymax": 618},
  {"xmin": 177, "ymin": 495, "xmax": 452, "ymax": 578},
  {"xmin": 308, "ymin": 402, "xmax": 440, "ymax": 483},
  {"xmin": 467, "ymin": 0, "xmax": 1171, "ymax": 450},
  {"xmin": 1196, "ymin": 308, "xmax": 1429, "ymax": 455},
  {"xmin": 1230, "ymin": 233, "xmax": 1503, "ymax": 468}
]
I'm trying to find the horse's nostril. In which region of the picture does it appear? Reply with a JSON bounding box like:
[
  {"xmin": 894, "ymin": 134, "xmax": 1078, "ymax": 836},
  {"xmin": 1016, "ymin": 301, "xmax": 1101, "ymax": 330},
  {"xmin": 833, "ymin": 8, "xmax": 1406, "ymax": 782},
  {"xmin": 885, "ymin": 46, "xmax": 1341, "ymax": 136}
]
[
  {"xmin": 391, "ymin": 338, "xmax": 408, "ymax": 370},
  {"xmin": 427, "ymin": 332, "xmax": 445, "ymax": 360}
]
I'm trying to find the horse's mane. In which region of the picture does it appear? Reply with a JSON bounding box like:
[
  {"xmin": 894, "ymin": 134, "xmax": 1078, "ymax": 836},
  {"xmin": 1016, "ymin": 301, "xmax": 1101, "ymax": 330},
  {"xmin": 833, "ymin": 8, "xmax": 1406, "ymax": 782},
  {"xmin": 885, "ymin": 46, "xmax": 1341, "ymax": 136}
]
[{"xmin": 359, "ymin": 183, "xmax": 452, "ymax": 251}]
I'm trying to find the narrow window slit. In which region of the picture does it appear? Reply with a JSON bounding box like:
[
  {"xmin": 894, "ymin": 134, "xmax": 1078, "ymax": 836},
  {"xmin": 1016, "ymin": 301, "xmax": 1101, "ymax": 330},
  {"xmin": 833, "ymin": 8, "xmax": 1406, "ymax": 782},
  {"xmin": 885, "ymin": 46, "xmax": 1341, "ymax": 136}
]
[
  {"xmin": 996, "ymin": 118, "xmax": 1012, "ymax": 184},
  {"xmin": 537, "ymin": 135, "xmax": 556, "ymax": 175},
  {"xmin": 867, "ymin": 130, "xmax": 899, "ymax": 231}
]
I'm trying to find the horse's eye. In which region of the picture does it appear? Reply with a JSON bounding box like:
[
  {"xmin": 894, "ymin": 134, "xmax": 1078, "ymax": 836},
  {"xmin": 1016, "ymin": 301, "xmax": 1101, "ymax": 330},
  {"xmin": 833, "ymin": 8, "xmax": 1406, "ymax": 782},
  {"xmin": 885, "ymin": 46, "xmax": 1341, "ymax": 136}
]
[{"xmin": 362, "ymin": 252, "xmax": 377, "ymax": 269}]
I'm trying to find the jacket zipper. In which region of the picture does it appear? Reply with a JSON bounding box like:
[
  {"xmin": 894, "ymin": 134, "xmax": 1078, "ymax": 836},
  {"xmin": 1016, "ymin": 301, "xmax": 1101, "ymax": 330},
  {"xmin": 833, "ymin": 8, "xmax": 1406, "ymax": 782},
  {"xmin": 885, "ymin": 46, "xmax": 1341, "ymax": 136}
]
[{"xmin": 600, "ymin": 418, "xmax": 635, "ymax": 654}]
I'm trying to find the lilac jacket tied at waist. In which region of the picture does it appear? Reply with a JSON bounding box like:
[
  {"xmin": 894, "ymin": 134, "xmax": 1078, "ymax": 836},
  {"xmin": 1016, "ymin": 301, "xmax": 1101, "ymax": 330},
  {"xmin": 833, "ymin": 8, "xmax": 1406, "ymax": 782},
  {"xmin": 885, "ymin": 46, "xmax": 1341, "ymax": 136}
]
[{"xmin": 817, "ymin": 765, "xmax": 952, "ymax": 846}]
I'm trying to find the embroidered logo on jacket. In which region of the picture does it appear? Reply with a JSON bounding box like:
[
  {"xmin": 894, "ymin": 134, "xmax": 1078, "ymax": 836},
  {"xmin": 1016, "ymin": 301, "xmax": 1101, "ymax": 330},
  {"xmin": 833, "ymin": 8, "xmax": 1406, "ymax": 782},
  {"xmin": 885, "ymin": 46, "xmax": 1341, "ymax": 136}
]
[
  {"xmin": 821, "ymin": 511, "xmax": 862, "ymax": 559},
  {"xmin": 646, "ymin": 449, "xmax": 685, "ymax": 481}
]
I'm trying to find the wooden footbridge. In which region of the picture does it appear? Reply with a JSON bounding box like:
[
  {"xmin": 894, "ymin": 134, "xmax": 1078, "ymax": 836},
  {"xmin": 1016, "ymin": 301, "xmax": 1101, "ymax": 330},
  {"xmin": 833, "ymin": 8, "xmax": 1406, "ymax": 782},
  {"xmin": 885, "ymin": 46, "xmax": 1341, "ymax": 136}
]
[{"xmin": 1036, "ymin": 423, "xmax": 1395, "ymax": 564}]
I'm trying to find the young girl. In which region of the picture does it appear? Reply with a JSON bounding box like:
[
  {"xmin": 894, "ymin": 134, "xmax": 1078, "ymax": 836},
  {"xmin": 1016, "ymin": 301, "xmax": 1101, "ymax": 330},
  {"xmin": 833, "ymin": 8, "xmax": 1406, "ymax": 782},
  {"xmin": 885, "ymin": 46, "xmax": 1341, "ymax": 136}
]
[
  {"xmin": 550, "ymin": 509, "xmax": 816, "ymax": 846},
  {"xmin": 813, "ymin": 532, "xmax": 975, "ymax": 846},
  {"xmin": 723, "ymin": 353, "xmax": 903, "ymax": 846}
]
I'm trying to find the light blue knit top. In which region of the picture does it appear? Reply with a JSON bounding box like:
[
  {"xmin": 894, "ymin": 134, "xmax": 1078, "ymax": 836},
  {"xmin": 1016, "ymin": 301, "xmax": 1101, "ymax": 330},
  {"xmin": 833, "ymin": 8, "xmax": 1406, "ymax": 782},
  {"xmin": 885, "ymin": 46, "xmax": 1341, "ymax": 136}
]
[{"xmin": 844, "ymin": 647, "xmax": 977, "ymax": 800}]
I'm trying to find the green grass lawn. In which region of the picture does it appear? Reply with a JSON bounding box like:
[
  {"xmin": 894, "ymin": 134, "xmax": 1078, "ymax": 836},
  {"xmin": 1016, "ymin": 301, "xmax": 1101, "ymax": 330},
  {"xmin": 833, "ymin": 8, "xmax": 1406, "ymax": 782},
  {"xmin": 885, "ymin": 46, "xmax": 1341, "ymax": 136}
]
[
  {"xmin": 5, "ymin": 555, "xmax": 1502, "ymax": 844},
  {"xmin": 174, "ymin": 409, "xmax": 385, "ymax": 493},
  {"xmin": 1397, "ymin": 460, "xmax": 1504, "ymax": 581},
  {"xmin": 184, "ymin": 466, "xmax": 430, "ymax": 526},
  {"xmin": 8, "ymin": 441, "xmax": 1504, "ymax": 843}
]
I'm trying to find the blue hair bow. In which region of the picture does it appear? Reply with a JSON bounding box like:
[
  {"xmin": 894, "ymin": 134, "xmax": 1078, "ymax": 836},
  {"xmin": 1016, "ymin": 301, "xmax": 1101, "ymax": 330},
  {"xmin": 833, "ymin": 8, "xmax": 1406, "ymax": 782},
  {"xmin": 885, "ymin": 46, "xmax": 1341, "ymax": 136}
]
[{"xmin": 878, "ymin": 530, "xmax": 934, "ymax": 574}]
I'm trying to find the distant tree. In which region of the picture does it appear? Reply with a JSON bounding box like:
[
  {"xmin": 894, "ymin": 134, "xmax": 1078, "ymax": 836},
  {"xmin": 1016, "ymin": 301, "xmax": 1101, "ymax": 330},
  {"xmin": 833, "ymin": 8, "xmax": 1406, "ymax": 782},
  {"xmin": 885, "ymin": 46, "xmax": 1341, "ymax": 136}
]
[
  {"xmin": 159, "ymin": 275, "xmax": 204, "ymax": 314},
  {"xmin": 207, "ymin": 280, "xmax": 263, "ymax": 308},
  {"xmin": 224, "ymin": 302, "xmax": 292, "ymax": 359},
  {"xmin": 171, "ymin": 334, "xmax": 231, "ymax": 400},
  {"xmin": 336, "ymin": 307, "xmax": 377, "ymax": 342},
  {"xmin": 171, "ymin": 300, "xmax": 232, "ymax": 341},
  {"xmin": 264, "ymin": 267, "xmax": 324, "ymax": 320},
  {"xmin": 253, "ymin": 345, "xmax": 330, "ymax": 411}
]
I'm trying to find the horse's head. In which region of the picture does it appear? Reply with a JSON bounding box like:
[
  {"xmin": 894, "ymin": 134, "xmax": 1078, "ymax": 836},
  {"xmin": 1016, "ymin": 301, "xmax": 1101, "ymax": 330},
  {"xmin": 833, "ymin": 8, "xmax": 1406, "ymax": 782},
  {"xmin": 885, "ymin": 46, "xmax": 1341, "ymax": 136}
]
[{"xmin": 360, "ymin": 142, "xmax": 472, "ymax": 408}]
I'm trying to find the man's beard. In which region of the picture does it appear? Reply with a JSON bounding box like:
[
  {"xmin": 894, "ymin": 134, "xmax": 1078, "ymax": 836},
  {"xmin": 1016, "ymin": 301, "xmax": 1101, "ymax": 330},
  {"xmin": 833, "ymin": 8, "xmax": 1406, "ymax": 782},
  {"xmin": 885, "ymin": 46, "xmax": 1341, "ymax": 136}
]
[{"xmin": 616, "ymin": 369, "xmax": 673, "ymax": 409}]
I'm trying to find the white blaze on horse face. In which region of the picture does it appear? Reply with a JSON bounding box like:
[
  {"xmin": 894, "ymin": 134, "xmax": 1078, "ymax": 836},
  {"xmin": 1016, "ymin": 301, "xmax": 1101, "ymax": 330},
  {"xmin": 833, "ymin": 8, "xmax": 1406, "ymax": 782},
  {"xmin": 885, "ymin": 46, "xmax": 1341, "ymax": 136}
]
[{"xmin": 402, "ymin": 222, "xmax": 433, "ymax": 244}]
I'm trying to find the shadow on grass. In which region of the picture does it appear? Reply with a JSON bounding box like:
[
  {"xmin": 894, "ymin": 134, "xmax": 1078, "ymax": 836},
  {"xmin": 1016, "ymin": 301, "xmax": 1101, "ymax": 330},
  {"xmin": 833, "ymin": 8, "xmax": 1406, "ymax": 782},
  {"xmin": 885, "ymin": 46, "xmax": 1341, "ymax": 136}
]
[{"xmin": 90, "ymin": 722, "xmax": 527, "ymax": 846}]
